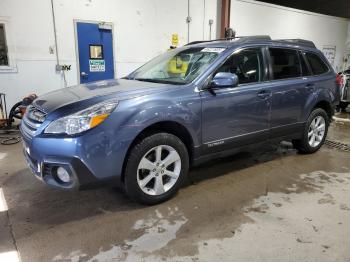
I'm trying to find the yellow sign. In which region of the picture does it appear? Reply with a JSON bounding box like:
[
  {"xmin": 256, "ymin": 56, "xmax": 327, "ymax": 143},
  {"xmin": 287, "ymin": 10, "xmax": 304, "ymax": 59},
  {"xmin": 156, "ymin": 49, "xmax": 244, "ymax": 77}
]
[{"xmin": 171, "ymin": 34, "xmax": 179, "ymax": 46}]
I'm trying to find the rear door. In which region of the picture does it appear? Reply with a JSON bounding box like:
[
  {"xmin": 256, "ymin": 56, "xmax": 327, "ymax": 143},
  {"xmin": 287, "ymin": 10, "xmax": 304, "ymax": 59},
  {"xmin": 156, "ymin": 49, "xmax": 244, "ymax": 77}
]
[
  {"xmin": 267, "ymin": 47, "xmax": 313, "ymax": 137},
  {"xmin": 201, "ymin": 47, "xmax": 271, "ymax": 153},
  {"xmin": 76, "ymin": 22, "xmax": 115, "ymax": 83}
]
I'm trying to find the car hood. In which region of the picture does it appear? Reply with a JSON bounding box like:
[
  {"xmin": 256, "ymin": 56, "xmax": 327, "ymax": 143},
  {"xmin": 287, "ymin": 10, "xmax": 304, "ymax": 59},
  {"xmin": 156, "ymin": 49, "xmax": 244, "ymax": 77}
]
[{"xmin": 32, "ymin": 79, "xmax": 172, "ymax": 114}]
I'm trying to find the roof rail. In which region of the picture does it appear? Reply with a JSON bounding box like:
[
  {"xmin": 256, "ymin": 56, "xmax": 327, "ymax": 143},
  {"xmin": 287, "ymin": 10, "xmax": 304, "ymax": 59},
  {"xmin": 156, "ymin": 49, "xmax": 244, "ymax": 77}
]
[
  {"xmin": 276, "ymin": 39, "xmax": 316, "ymax": 48},
  {"xmin": 185, "ymin": 35, "xmax": 271, "ymax": 46},
  {"xmin": 237, "ymin": 35, "xmax": 271, "ymax": 41}
]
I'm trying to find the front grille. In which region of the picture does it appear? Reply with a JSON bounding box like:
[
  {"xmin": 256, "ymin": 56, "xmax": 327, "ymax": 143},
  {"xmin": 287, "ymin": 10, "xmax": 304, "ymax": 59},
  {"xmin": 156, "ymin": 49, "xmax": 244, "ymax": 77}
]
[{"xmin": 21, "ymin": 105, "xmax": 46, "ymax": 139}]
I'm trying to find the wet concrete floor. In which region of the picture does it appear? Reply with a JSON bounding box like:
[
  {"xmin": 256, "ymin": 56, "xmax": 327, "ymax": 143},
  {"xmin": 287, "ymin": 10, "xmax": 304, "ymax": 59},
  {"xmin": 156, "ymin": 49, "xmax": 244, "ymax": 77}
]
[{"xmin": 0, "ymin": 123, "xmax": 350, "ymax": 261}]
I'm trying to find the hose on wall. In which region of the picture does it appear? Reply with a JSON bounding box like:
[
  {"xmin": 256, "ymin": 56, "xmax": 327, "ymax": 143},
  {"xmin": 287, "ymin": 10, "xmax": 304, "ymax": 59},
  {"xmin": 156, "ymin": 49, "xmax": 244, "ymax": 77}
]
[{"xmin": 50, "ymin": 0, "xmax": 67, "ymax": 88}]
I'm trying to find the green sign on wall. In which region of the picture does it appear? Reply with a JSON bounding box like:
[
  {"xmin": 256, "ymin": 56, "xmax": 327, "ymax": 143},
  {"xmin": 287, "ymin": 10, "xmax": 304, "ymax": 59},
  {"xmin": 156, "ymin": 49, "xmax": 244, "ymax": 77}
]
[{"xmin": 89, "ymin": 60, "xmax": 105, "ymax": 72}]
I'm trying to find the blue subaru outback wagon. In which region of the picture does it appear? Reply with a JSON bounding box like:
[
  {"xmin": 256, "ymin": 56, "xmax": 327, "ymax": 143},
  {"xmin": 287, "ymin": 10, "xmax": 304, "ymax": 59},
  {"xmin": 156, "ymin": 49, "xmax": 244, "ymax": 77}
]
[{"xmin": 20, "ymin": 36, "xmax": 340, "ymax": 204}]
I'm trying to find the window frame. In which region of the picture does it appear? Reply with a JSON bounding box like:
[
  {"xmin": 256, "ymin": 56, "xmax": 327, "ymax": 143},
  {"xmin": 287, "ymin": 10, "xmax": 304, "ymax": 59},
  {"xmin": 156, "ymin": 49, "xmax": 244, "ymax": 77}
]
[
  {"xmin": 0, "ymin": 19, "xmax": 17, "ymax": 73},
  {"xmin": 207, "ymin": 46, "xmax": 269, "ymax": 89},
  {"xmin": 0, "ymin": 23, "xmax": 9, "ymax": 66},
  {"xmin": 304, "ymin": 51, "xmax": 331, "ymax": 76},
  {"xmin": 298, "ymin": 50, "xmax": 312, "ymax": 77}
]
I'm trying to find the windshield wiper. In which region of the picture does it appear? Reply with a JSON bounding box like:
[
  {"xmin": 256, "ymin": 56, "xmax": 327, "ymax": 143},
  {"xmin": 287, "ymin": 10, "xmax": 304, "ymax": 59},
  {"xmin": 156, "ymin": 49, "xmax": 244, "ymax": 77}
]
[
  {"xmin": 122, "ymin": 76, "xmax": 133, "ymax": 80},
  {"xmin": 134, "ymin": 78, "xmax": 184, "ymax": 85}
]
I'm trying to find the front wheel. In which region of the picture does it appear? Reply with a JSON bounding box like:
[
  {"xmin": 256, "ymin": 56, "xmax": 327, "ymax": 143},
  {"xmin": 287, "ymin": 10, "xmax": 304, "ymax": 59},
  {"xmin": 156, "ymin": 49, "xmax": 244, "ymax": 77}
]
[
  {"xmin": 292, "ymin": 108, "xmax": 329, "ymax": 154},
  {"xmin": 124, "ymin": 133, "xmax": 189, "ymax": 205}
]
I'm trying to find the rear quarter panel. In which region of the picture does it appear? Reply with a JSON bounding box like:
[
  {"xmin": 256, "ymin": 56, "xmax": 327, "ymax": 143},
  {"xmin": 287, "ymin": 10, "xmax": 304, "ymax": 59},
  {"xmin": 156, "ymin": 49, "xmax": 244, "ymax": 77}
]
[{"xmin": 302, "ymin": 71, "xmax": 337, "ymax": 121}]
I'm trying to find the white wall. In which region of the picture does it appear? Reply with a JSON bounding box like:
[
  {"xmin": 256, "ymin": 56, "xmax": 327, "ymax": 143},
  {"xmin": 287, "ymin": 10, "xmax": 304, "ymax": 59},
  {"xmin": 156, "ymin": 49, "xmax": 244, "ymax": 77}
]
[
  {"xmin": 230, "ymin": 0, "xmax": 350, "ymax": 71},
  {"xmin": 1, "ymin": 0, "xmax": 350, "ymax": 111},
  {"xmin": 0, "ymin": 0, "xmax": 218, "ymax": 109}
]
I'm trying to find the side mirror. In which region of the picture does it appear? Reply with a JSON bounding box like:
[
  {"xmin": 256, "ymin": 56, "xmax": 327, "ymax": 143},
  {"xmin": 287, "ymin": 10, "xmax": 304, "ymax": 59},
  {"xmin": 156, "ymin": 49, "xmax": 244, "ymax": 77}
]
[{"xmin": 210, "ymin": 72, "xmax": 239, "ymax": 88}]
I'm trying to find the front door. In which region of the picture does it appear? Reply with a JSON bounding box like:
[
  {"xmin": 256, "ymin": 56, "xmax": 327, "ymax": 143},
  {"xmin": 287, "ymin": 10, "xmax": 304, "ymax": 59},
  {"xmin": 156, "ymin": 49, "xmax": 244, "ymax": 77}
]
[
  {"xmin": 76, "ymin": 22, "xmax": 115, "ymax": 83},
  {"xmin": 201, "ymin": 47, "xmax": 271, "ymax": 153}
]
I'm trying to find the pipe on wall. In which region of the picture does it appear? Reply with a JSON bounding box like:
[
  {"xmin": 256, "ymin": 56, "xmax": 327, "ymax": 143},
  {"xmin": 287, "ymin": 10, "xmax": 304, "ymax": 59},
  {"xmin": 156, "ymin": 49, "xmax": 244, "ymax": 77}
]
[
  {"xmin": 50, "ymin": 0, "xmax": 67, "ymax": 87},
  {"xmin": 186, "ymin": 0, "xmax": 191, "ymax": 43},
  {"xmin": 202, "ymin": 0, "xmax": 206, "ymax": 40},
  {"xmin": 220, "ymin": 0, "xmax": 231, "ymax": 38}
]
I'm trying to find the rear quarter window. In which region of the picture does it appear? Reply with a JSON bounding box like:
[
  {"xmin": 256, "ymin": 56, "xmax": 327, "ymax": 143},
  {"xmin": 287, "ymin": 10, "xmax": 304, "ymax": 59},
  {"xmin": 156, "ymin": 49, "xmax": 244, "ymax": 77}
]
[{"xmin": 305, "ymin": 52, "xmax": 329, "ymax": 75}]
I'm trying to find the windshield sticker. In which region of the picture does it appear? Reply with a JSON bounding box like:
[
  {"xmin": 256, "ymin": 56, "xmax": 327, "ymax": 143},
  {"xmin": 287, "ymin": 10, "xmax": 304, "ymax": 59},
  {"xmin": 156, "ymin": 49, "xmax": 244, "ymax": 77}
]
[{"xmin": 201, "ymin": 47, "xmax": 226, "ymax": 53}]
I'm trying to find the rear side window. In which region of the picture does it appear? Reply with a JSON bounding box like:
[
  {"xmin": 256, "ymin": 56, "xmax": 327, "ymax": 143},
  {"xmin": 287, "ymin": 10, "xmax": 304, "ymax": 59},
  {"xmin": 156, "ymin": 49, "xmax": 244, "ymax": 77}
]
[
  {"xmin": 305, "ymin": 52, "xmax": 329, "ymax": 75},
  {"xmin": 269, "ymin": 48, "xmax": 301, "ymax": 80}
]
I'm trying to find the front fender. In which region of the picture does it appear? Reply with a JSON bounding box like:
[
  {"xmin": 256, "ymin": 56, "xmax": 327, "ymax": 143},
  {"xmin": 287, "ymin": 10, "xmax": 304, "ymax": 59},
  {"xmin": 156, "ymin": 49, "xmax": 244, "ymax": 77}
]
[{"xmin": 112, "ymin": 89, "xmax": 202, "ymax": 147}]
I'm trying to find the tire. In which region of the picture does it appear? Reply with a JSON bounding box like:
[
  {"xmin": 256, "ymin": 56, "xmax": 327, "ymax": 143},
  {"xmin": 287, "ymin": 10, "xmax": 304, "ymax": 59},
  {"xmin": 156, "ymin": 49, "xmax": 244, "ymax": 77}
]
[
  {"xmin": 124, "ymin": 133, "xmax": 189, "ymax": 205},
  {"xmin": 8, "ymin": 101, "xmax": 23, "ymax": 126},
  {"xmin": 292, "ymin": 108, "xmax": 329, "ymax": 154},
  {"xmin": 339, "ymin": 102, "xmax": 349, "ymax": 112}
]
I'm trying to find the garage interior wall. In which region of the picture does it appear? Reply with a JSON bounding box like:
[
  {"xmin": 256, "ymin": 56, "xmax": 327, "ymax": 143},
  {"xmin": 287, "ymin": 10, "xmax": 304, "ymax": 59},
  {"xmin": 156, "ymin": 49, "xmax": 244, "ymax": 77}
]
[
  {"xmin": 1, "ymin": 0, "xmax": 350, "ymax": 110},
  {"xmin": 0, "ymin": 0, "xmax": 219, "ymax": 109},
  {"xmin": 230, "ymin": 0, "xmax": 350, "ymax": 71}
]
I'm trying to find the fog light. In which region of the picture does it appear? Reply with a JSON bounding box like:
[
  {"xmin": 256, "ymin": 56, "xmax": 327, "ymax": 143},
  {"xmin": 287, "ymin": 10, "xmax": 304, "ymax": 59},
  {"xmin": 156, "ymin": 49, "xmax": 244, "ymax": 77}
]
[{"xmin": 56, "ymin": 167, "xmax": 70, "ymax": 183}]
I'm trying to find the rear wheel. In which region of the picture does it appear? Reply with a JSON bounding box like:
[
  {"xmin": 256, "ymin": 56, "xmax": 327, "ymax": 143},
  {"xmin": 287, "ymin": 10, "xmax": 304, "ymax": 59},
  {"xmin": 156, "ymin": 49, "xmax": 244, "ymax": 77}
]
[
  {"xmin": 124, "ymin": 133, "xmax": 189, "ymax": 205},
  {"xmin": 292, "ymin": 108, "xmax": 329, "ymax": 154}
]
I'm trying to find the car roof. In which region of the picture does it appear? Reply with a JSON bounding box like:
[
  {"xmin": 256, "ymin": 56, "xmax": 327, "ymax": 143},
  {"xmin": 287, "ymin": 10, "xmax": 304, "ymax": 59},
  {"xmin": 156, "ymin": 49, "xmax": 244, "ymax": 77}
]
[{"xmin": 186, "ymin": 36, "xmax": 318, "ymax": 51}]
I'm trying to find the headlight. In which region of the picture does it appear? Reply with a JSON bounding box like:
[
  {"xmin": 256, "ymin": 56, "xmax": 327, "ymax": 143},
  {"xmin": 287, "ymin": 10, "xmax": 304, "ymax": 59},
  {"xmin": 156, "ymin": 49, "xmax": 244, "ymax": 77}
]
[{"xmin": 45, "ymin": 99, "xmax": 118, "ymax": 135}]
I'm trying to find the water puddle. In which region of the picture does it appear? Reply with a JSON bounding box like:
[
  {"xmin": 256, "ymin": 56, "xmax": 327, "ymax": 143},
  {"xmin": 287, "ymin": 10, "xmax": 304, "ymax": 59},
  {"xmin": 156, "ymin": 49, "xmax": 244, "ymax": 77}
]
[{"xmin": 53, "ymin": 207, "xmax": 187, "ymax": 261}]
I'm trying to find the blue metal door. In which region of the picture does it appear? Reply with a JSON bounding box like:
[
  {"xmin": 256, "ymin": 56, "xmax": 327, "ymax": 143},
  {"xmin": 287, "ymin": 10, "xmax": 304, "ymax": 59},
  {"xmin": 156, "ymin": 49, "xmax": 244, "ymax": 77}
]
[{"xmin": 76, "ymin": 22, "xmax": 114, "ymax": 83}]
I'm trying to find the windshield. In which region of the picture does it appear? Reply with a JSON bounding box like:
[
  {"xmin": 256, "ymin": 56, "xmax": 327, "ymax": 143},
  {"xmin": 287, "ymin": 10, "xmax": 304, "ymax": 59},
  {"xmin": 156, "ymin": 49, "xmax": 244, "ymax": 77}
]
[{"xmin": 127, "ymin": 47, "xmax": 225, "ymax": 85}]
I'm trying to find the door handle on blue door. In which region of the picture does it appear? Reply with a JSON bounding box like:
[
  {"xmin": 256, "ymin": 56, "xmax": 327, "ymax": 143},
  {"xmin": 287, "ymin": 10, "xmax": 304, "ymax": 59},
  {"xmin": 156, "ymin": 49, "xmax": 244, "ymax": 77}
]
[{"xmin": 257, "ymin": 90, "xmax": 271, "ymax": 99}]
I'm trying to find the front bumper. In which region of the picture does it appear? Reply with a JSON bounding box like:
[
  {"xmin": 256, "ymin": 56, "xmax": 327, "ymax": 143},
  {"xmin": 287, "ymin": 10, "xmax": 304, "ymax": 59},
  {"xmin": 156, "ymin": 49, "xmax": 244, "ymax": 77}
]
[
  {"xmin": 20, "ymin": 126, "xmax": 127, "ymax": 190},
  {"xmin": 22, "ymin": 143, "xmax": 103, "ymax": 190}
]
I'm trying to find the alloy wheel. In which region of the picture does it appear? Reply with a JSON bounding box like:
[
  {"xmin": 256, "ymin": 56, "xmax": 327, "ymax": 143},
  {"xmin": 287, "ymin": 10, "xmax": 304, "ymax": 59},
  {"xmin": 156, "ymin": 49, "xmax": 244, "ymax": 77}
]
[
  {"xmin": 308, "ymin": 115, "xmax": 326, "ymax": 148},
  {"xmin": 137, "ymin": 145, "xmax": 181, "ymax": 196}
]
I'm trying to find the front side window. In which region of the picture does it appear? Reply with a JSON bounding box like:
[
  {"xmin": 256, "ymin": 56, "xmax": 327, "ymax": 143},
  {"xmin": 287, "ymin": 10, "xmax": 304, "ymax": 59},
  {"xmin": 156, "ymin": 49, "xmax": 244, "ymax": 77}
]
[
  {"xmin": 129, "ymin": 47, "xmax": 223, "ymax": 85},
  {"xmin": 269, "ymin": 48, "xmax": 301, "ymax": 80},
  {"xmin": 215, "ymin": 48, "xmax": 265, "ymax": 84},
  {"xmin": 0, "ymin": 24, "xmax": 9, "ymax": 66},
  {"xmin": 305, "ymin": 52, "xmax": 329, "ymax": 75}
]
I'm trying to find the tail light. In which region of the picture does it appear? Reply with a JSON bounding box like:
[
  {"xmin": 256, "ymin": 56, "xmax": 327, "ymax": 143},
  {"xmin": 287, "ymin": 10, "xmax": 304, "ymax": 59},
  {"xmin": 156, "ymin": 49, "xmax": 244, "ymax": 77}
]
[{"xmin": 336, "ymin": 74, "xmax": 343, "ymax": 87}]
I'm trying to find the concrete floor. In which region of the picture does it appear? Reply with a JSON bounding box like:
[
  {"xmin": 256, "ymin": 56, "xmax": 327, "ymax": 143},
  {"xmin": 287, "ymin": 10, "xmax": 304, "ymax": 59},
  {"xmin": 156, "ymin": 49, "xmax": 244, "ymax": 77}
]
[{"xmin": 1, "ymin": 123, "xmax": 350, "ymax": 262}]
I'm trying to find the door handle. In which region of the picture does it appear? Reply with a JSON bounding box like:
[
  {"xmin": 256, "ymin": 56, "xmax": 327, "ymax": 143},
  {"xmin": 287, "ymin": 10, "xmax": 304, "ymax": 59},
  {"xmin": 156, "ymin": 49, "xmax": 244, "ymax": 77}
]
[
  {"xmin": 81, "ymin": 72, "xmax": 89, "ymax": 77},
  {"xmin": 306, "ymin": 83, "xmax": 315, "ymax": 92},
  {"xmin": 257, "ymin": 90, "xmax": 271, "ymax": 99}
]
